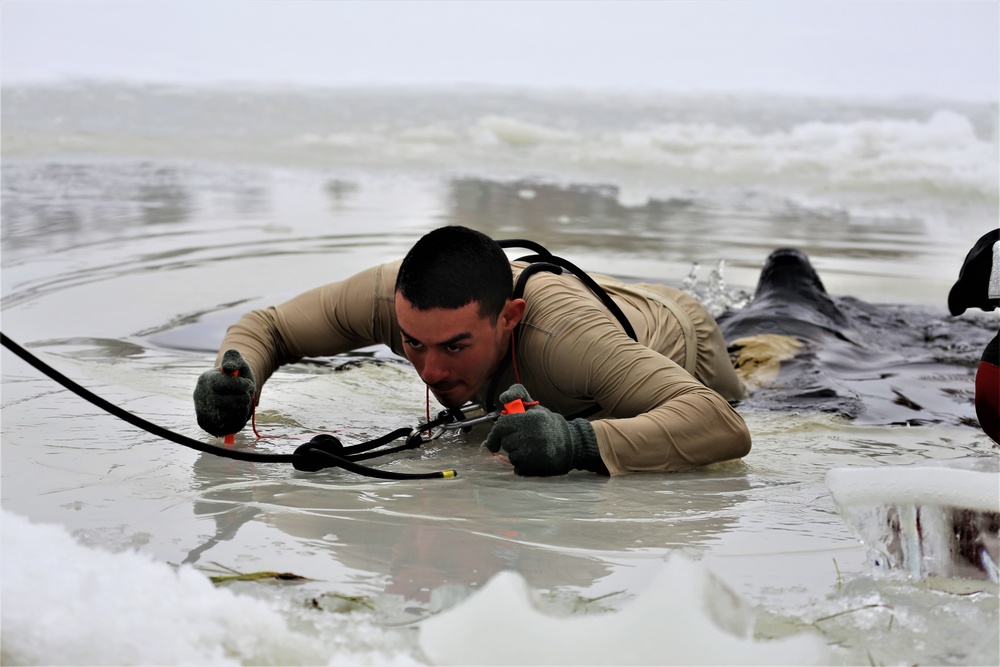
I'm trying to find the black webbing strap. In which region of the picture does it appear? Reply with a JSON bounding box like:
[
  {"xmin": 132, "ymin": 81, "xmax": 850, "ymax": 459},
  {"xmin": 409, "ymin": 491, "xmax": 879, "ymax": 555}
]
[
  {"xmin": 499, "ymin": 239, "xmax": 638, "ymax": 342},
  {"xmin": 488, "ymin": 240, "xmax": 639, "ymax": 420}
]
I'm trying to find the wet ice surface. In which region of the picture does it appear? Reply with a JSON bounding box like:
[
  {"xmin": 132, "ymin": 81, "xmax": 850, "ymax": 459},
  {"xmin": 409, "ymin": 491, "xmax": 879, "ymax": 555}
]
[
  {"xmin": 2, "ymin": 154, "xmax": 998, "ymax": 665},
  {"xmin": 827, "ymin": 458, "xmax": 999, "ymax": 583}
]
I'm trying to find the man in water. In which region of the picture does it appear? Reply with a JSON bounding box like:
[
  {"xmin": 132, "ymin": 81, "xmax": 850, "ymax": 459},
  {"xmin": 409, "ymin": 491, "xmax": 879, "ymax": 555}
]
[{"xmin": 194, "ymin": 225, "xmax": 750, "ymax": 476}]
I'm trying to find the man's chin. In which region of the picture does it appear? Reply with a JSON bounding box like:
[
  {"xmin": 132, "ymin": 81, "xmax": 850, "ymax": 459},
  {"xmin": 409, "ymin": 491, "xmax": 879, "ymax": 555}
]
[{"xmin": 430, "ymin": 386, "xmax": 472, "ymax": 409}]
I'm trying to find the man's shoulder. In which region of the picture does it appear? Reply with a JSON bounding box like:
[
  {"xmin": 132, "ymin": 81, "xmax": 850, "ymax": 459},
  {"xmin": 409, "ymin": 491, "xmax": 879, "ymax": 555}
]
[
  {"xmin": 518, "ymin": 270, "xmax": 626, "ymax": 338},
  {"xmin": 348, "ymin": 259, "xmax": 402, "ymax": 300}
]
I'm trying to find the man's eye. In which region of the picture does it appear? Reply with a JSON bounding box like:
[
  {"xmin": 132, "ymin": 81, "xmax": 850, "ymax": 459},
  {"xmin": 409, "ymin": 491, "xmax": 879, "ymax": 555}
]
[
  {"xmin": 446, "ymin": 344, "xmax": 464, "ymax": 353},
  {"xmin": 404, "ymin": 338, "xmax": 422, "ymax": 349}
]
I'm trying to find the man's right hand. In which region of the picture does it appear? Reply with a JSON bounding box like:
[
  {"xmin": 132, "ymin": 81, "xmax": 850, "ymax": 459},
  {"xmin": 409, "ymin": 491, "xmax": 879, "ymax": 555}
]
[{"xmin": 193, "ymin": 349, "xmax": 256, "ymax": 437}]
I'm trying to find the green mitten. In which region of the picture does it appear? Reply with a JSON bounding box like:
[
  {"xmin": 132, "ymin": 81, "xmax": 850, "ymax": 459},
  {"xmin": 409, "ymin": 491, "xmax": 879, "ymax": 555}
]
[
  {"xmin": 193, "ymin": 349, "xmax": 256, "ymax": 437},
  {"xmin": 484, "ymin": 384, "xmax": 606, "ymax": 476}
]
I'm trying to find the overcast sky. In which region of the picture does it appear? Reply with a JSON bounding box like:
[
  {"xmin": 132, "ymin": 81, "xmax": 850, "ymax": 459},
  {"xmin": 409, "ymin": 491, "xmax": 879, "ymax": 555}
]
[{"xmin": 2, "ymin": 1, "xmax": 997, "ymax": 100}]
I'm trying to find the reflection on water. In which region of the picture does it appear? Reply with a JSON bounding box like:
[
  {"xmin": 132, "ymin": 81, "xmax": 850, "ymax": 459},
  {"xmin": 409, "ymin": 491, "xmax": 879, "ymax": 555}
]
[
  {"xmin": 180, "ymin": 436, "xmax": 753, "ymax": 603},
  {"xmin": 2, "ymin": 162, "xmax": 194, "ymax": 245},
  {"xmin": 445, "ymin": 177, "xmax": 705, "ymax": 259},
  {"xmin": 2, "ymin": 159, "xmax": 957, "ymax": 292},
  {"xmin": 442, "ymin": 177, "xmax": 935, "ymax": 269},
  {"xmin": 323, "ymin": 179, "xmax": 360, "ymax": 210}
]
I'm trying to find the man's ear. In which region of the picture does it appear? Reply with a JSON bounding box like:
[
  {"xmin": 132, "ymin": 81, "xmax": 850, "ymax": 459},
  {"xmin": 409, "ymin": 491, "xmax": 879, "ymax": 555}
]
[{"xmin": 500, "ymin": 298, "xmax": 527, "ymax": 332}]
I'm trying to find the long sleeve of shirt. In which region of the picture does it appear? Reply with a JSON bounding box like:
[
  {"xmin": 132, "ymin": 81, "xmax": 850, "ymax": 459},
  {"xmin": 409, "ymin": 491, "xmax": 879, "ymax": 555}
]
[{"xmin": 214, "ymin": 261, "xmax": 403, "ymax": 397}]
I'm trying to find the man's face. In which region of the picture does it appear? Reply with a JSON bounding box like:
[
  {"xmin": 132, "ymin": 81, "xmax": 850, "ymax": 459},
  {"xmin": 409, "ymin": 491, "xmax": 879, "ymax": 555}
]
[{"xmin": 394, "ymin": 293, "xmax": 522, "ymax": 408}]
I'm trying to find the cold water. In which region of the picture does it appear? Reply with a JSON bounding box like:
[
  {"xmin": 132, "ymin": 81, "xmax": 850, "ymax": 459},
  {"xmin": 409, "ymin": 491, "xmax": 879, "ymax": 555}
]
[{"xmin": 2, "ymin": 83, "xmax": 998, "ymax": 665}]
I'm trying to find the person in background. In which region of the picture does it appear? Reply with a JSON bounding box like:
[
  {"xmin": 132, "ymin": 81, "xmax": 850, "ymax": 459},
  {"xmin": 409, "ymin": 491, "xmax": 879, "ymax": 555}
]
[
  {"xmin": 948, "ymin": 228, "xmax": 999, "ymax": 444},
  {"xmin": 194, "ymin": 225, "xmax": 750, "ymax": 476}
]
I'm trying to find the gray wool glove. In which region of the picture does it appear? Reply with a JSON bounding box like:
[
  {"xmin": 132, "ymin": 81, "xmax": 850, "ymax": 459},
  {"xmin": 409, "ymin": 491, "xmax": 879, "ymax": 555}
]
[
  {"xmin": 193, "ymin": 349, "xmax": 256, "ymax": 437},
  {"xmin": 484, "ymin": 384, "xmax": 606, "ymax": 476}
]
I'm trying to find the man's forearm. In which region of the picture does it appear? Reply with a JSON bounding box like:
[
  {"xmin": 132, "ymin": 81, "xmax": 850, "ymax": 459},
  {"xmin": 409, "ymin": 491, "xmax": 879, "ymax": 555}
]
[
  {"xmin": 592, "ymin": 390, "xmax": 752, "ymax": 475},
  {"xmin": 215, "ymin": 307, "xmax": 297, "ymax": 399}
]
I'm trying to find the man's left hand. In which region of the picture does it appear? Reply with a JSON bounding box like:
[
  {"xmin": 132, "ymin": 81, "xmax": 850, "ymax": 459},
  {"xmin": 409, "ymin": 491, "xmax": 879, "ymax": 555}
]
[{"xmin": 484, "ymin": 384, "xmax": 606, "ymax": 476}]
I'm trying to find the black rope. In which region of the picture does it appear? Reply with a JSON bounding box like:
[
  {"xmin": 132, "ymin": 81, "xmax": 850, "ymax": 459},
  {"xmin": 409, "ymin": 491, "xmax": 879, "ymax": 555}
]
[{"xmin": 0, "ymin": 332, "xmax": 456, "ymax": 480}]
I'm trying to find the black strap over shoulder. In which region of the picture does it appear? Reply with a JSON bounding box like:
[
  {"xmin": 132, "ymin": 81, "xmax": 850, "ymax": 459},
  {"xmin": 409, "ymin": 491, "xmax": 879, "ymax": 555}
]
[
  {"xmin": 485, "ymin": 240, "xmax": 639, "ymax": 419},
  {"xmin": 499, "ymin": 239, "xmax": 638, "ymax": 342}
]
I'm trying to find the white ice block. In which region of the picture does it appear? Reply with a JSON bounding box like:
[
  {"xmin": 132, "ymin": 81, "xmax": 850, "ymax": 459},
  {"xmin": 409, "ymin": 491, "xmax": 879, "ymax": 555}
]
[{"xmin": 826, "ymin": 457, "xmax": 999, "ymax": 582}]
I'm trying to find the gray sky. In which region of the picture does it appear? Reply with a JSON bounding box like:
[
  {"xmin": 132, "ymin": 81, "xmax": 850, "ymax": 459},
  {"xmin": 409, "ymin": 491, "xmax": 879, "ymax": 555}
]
[{"xmin": 2, "ymin": 1, "xmax": 997, "ymax": 100}]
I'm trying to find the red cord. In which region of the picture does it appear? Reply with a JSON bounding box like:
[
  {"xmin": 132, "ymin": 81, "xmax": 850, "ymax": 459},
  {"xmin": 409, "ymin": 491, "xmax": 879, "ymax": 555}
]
[
  {"xmin": 510, "ymin": 329, "xmax": 521, "ymax": 384},
  {"xmin": 251, "ymin": 399, "xmax": 279, "ymax": 440},
  {"xmin": 249, "ymin": 326, "xmax": 524, "ymax": 443}
]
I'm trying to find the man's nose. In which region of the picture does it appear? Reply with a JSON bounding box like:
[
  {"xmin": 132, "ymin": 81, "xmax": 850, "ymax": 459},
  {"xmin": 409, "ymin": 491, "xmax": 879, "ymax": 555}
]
[{"xmin": 420, "ymin": 350, "xmax": 450, "ymax": 384}]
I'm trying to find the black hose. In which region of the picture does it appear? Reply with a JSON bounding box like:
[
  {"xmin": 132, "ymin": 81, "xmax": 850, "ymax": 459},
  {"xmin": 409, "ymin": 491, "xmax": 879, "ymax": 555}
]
[{"xmin": 0, "ymin": 332, "xmax": 456, "ymax": 479}]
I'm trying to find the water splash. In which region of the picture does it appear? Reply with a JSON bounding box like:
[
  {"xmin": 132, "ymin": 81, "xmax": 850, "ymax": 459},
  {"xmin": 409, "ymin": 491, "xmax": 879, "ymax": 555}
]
[{"xmin": 682, "ymin": 259, "xmax": 753, "ymax": 318}]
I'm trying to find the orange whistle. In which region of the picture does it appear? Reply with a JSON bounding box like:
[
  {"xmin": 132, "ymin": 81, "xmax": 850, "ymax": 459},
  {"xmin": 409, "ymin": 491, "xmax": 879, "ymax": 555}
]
[
  {"xmin": 504, "ymin": 398, "xmax": 527, "ymax": 414},
  {"xmin": 502, "ymin": 398, "xmax": 539, "ymax": 415}
]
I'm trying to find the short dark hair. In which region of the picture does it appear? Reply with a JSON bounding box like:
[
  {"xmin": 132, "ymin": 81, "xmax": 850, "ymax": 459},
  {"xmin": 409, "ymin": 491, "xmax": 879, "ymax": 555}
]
[{"xmin": 395, "ymin": 226, "xmax": 512, "ymax": 322}]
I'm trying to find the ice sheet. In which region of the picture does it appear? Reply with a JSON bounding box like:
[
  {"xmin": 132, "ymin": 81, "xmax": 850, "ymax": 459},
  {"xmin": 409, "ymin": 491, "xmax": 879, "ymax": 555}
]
[
  {"xmin": 826, "ymin": 458, "xmax": 1000, "ymax": 512},
  {"xmin": 826, "ymin": 458, "xmax": 1000, "ymax": 582}
]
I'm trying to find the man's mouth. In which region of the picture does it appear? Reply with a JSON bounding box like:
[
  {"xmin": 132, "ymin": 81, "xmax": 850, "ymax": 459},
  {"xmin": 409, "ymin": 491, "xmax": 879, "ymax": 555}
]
[{"xmin": 429, "ymin": 381, "xmax": 466, "ymax": 405}]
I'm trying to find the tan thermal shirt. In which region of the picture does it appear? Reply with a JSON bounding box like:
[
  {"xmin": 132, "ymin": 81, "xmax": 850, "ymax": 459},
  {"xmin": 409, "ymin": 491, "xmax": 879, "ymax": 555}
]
[{"xmin": 216, "ymin": 261, "xmax": 751, "ymax": 475}]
